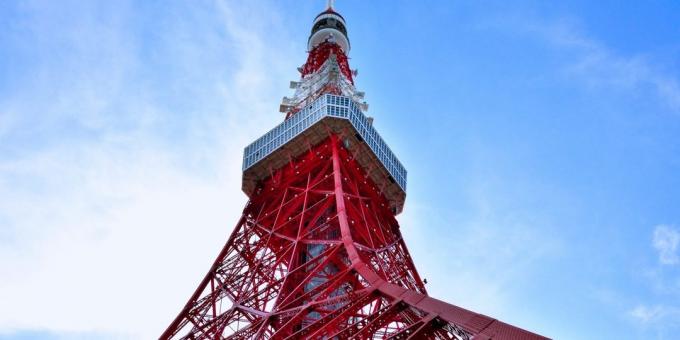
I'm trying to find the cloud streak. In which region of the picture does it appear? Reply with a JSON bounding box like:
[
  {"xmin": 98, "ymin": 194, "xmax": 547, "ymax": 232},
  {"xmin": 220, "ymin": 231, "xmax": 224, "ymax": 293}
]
[
  {"xmin": 496, "ymin": 15, "xmax": 680, "ymax": 112},
  {"xmin": 0, "ymin": 0, "xmax": 299, "ymax": 338},
  {"xmin": 653, "ymin": 225, "xmax": 680, "ymax": 265},
  {"xmin": 623, "ymin": 225, "xmax": 680, "ymax": 337},
  {"xmin": 629, "ymin": 304, "xmax": 680, "ymax": 328}
]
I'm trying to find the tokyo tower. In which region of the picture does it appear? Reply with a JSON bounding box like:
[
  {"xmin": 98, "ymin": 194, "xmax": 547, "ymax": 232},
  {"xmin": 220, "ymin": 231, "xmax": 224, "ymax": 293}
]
[{"xmin": 161, "ymin": 3, "xmax": 549, "ymax": 339}]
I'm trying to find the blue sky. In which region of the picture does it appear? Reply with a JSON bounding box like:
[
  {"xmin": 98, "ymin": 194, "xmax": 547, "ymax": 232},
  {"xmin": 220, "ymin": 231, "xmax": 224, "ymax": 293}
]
[{"xmin": 1, "ymin": 1, "xmax": 680, "ymax": 339}]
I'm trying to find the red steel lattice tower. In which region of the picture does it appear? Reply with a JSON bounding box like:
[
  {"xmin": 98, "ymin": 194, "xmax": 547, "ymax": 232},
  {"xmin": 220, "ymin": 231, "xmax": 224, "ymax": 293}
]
[{"xmin": 161, "ymin": 3, "xmax": 549, "ymax": 340}]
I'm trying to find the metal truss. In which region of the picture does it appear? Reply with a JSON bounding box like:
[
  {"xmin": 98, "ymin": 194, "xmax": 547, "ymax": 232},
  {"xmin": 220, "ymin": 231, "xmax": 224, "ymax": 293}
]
[
  {"xmin": 161, "ymin": 135, "xmax": 548, "ymax": 340},
  {"xmin": 302, "ymin": 41, "xmax": 353, "ymax": 84}
]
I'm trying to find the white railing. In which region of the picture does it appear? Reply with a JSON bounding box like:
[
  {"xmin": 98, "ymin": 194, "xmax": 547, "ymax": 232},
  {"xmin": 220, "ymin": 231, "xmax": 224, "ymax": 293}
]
[{"xmin": 243, "ymin": 94, "xmax": 407, "ymax": 191}]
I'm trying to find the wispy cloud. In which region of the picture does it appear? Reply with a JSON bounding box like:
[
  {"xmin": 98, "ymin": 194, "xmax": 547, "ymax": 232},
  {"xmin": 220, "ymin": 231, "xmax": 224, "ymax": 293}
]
[
  {"xmin": 0, "ymin": 0, "xmax": 298, "ymax": 338},
  {"xmin": 623, "ymin": 225, "xmax": 680, "ymax": 337},
  {"xmin": 630, "ymin": 304, "xmax": 664, "ymax": 324},
  {"xmin": 556, "ymin": 32, "xmax": 680, "ymax": 111},
  {"xmin": 629, "ymin": 304, "xmax": 680, "ymax": 327},
  {"xmin": 495, "ymin": 15, "xmax": 680, "ymax": 112},
  {"xmin": 653, "ymin": 225, "xmax": 680, "ymax": 265}
]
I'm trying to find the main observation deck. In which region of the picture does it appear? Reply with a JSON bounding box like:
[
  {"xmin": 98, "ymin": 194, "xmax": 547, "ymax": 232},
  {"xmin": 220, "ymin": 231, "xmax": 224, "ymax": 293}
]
[{"xmin": 242, "ymin": 94, "xmax": 407, "ymax": 213}]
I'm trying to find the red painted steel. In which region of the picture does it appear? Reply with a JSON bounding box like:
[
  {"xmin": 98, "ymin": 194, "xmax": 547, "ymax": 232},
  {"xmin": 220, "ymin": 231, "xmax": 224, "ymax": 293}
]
[
  {"xmin": 301, "ymin": 41, "xmax": 353, "ymax": 84},
  {"xmin": 161, "ymin": 136, "xmax": 548, "ymax": 339},
  {"xmin": 161, "ymin": 5, "xmax": 549, "ymax": 339}
]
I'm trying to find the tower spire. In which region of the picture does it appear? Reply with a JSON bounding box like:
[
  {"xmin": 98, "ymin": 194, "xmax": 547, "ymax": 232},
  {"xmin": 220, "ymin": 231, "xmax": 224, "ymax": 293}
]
[{"xmin": 327, "ymin": 0, "xmax": 335, "ymax": 10}]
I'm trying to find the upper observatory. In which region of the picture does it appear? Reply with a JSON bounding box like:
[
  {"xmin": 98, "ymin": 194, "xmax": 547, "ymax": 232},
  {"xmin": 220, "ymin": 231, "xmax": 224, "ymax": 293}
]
[{"xmin": 308, "ymin": 2, "xmax": 350, "ymax": 53}]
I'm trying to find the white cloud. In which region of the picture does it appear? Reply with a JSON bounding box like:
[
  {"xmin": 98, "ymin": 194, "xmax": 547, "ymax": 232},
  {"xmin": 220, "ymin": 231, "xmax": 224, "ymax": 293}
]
[
  {"xmin": 629, "ymin": 304, "xmax": 680, "ymax": 328},
  {"xmin": 624, "ymin": 226, "xmax": 680, "ymax": 335},
  {"xmin": 629, "ymin": 304, "xmax": 664, "ymax": 324},
  {"xmin": 0, "ymin": 0, "xmax": 299, "ymax": 338},
  {"xmin": 502, "ymin": 16, "xmax": 680, "ymax": 112},
  {"xmin": 653, "ymin": 225, "xmax": 680, "ymax": 265}
]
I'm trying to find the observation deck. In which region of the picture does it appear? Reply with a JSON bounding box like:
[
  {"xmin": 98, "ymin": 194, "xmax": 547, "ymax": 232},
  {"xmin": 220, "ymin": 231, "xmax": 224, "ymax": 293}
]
[{"xmin": 242, "ymin": 94, "xmax": 407, "ymax": 213}]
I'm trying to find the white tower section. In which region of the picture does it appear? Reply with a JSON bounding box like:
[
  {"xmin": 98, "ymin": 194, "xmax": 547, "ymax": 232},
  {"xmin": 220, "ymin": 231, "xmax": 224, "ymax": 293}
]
[
  {"xmin": 308, "ymin": 9, "xmax": 350, "ymax": 53},
  {"xmin": 280, "ymin": 4, "xmax": 367, "ymax": 116}
]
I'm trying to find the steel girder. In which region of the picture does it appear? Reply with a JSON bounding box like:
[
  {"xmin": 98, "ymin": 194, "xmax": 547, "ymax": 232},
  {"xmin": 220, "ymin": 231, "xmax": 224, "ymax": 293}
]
[{"xmin": 161, "ymin": 135, "xmax": 548, "ymax": 340}]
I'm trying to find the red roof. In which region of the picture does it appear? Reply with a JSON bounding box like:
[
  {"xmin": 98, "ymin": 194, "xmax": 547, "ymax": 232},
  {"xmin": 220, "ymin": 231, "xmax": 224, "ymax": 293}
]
[{"xmin": 314, "ymin": 8, "xmax": 345, "ymax": 21}]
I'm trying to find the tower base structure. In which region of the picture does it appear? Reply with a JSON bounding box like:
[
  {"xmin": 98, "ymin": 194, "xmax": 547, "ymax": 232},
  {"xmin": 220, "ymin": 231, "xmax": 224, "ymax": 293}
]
[{"xmin": 161, "ymin": 135, "xmax": 547, "ymax": 340}]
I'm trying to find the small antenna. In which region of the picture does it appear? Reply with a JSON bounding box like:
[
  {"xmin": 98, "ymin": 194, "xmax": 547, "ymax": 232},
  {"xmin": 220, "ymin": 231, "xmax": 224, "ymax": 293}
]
[{"xmin": 327, "ymin": 0, "xmax": 335, "ymax": 10}]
